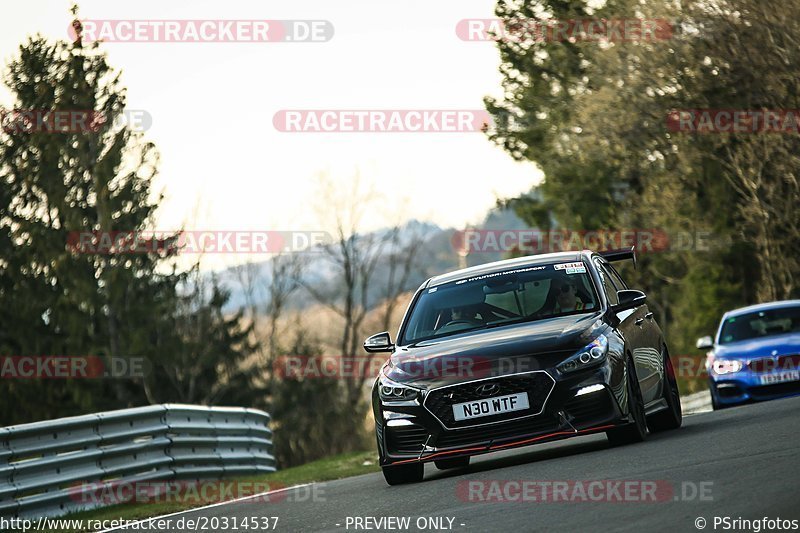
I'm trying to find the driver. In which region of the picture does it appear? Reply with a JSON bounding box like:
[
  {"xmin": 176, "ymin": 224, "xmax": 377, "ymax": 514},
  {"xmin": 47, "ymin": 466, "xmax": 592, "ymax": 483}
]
[
  {"xmin": 552, "ymin": 279, "xmax": 585, "ymax": 313},
  {"xmin": 449, "ymin": 306, "xmax": 480, "ymax": 322}
]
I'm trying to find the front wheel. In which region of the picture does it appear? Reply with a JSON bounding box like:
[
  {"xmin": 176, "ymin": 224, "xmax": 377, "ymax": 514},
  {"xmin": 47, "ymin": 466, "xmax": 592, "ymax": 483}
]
[
  {"xmin": 647, "ymin": 348, "xmax": 682, "ymax": 432},
  {"xmin": 606, "ymin": 356, "xmax": 648, "ymax": 447},
  {"xmin": 382, "ymin": 462, "xmax": 424, "ymax": 485}
]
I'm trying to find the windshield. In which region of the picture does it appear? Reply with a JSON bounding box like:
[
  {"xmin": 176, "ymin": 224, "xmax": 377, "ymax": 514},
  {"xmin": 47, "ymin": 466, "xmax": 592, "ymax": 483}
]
[
  {"xmin": 400, "ymin": 262, "xmax": 599, "ymax": 344},
  {"xmin": 718, "ymin": 306, "xmax": 800, "ymax": 345}
]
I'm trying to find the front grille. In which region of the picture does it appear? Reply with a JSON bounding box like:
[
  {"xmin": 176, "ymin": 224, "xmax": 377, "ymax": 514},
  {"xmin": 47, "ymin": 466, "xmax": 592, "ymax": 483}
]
[
  {"xmin": 750, "ymin": 380, "xmax": 800, "ymax": 399},
  {"xmin": 564, "ymin": 392, "xmax": 615, "ymax": 425},
  {"xmin": 424, "ymin": 372, "xmax": 555, "ymax": 429},
  {"xmin": 386, "ymin": 423, "xmax": 429, "ymax": 455},
  {"xmin": 748, "ymin": 355, "xmax": 800, "ymax": 372},
  {"xmin": 435, "ymin": 415, "xmax": 558, "ymax": 449}
]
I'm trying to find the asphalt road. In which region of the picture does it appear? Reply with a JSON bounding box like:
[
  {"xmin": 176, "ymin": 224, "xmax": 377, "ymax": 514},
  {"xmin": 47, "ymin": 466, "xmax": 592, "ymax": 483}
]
[{"xmin": 119, "ymin": 395, "xmax": 800, "ymax": 533}]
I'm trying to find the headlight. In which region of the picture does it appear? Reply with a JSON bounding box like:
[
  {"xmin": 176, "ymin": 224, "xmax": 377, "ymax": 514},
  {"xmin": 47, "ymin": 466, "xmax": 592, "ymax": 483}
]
[
  {"xmin": 378, "ymin": 375, "xmax": 420, "ymax": 402},
  {"xmin": 557, "ymin": 335, "xmax": 608, "ymax": 374},
  {"xmin": 710, "ymin": 358, "xmax": 743, "ymax": 375}
]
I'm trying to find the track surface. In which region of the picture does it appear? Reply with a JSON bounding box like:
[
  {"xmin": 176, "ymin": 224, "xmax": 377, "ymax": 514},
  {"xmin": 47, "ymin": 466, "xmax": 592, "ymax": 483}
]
[{"xmin": 120, "ymin": 395, "xmax": 800, "ymax": 533}]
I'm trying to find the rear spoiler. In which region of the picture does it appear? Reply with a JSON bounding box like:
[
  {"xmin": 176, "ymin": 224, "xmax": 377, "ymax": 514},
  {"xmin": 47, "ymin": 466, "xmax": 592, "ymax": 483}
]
[{"xmin": 599, "ymin": 246, "xmax": 637, "ymax": 269}]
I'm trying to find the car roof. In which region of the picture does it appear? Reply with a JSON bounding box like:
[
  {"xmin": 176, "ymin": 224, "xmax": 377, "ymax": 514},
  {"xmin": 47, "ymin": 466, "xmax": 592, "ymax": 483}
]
[
  {"xmin": 426, "ymin": 250, "xmax": 589, "ymax": 287},
  {"xmin": 723, "ymin": 299, "xmax": 800, "ymax": 318}
]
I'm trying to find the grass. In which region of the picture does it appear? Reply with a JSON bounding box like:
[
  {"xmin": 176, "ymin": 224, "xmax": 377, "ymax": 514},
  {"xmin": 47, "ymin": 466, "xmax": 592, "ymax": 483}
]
[{"xmin": 54, "ymin": 450, "xmax": 380, "ymax": 532}]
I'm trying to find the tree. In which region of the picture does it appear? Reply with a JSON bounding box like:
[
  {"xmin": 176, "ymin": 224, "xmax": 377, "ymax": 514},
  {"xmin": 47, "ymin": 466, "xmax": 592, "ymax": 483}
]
[
  {"xmin": 485, "ymin": 0, "xmax": 799, "ymax": 391},
  {"xmin": 231, "ymin": 252, "xmax": 370, "ymax": 467},
  {"xmin": 294, "ymin": 172, "xmax": 430, "ymax": 450},
  {"xmin": 0, "ymin": 11, "xmax": 266, "ymax": 423},
  {"xmin": 268, "ymin": 325, "xmax": 357, "ymax": 468},
  {"xmin": 300, "ymin": 172, "xmax": 391, "ymax": 411},
  {"xmin": 378, "ymin": 223, "xmax": 426, "ymax": 334},
  {"xmin": 145, "ymin": 268, "xmax": 260, "ymax": 405},
  {"xmin": 0, "ymin": 22, "xmax": 172, "ymax": 421}
]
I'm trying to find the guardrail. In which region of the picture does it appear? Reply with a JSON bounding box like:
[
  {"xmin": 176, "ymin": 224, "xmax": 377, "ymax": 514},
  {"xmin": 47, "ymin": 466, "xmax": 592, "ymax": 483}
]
[{"xmin": 0, "ymin": 404, "xmax": 275, "ymax": 519}]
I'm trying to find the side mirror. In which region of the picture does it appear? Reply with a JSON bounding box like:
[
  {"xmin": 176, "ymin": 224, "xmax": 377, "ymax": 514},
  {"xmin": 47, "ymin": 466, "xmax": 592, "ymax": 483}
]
[
  {"xmin": 696, "ymin": 336, "xmax": 714, "ymax": 350},
  {"xmin": 364, "ymin": 331, "xmax": 394, "ymax": 353},
  {"xmin": 613, "ymin": 289, "xmax": 647, "ymax": 312}
]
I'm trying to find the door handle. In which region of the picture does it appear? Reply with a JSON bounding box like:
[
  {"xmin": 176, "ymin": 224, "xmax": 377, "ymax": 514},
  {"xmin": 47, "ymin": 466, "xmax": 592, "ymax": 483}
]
[
  {"xmin": 635, "ymin": 318, "xmax": 645, "ymax": 326},
  {"xmin": 645, "ymin": 312, "xmax": 654, "ymax": 320}
]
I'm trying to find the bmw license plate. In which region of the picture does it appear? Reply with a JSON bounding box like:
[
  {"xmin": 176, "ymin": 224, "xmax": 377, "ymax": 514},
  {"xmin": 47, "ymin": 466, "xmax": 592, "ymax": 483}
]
[
  {"xmin": 452, "ymin": 392, "xmax": 530, "ymax": 421},
  {"xmin": 759, "ymin": 371, "xmax": 800, "ymax": 385}
]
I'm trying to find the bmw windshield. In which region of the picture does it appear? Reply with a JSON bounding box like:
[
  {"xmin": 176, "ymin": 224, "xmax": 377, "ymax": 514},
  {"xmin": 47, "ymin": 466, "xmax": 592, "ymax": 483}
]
[
  {"xmin": 400, "ymin": 262, "xmax": 599, "ymax": 344},
  {"xmin": 718, "ymin": 306, "xmax": 800, "ymax": 345}
]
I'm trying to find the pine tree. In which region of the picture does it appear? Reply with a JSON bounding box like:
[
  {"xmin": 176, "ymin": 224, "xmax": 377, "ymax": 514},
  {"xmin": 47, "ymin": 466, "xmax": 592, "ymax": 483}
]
[{"xmin": 0, "ymin": 13, "xmax": 260, "ymax": 423}]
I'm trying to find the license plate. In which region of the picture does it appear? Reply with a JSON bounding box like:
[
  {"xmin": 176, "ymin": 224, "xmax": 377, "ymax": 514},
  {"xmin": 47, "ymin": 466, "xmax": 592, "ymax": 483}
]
[
  {"xmin": 760, "ymin": 371, "xmax": 800, "ymax": 385},
  {"xmin": 452, "ymin": 392, "xmax": 530, "ymax": 421}
]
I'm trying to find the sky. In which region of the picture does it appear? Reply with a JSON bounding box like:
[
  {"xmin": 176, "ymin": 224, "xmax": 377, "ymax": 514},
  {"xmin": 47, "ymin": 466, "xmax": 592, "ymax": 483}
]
[{"xmin": 1, "ymin": 0, "xmax": 543, "ymax": 270}]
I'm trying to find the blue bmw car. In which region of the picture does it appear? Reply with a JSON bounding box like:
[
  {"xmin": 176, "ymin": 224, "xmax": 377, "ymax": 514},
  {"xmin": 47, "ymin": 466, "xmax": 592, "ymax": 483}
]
[{"xmin": 698, "ymin": 300, "xmax": 800, "ymax": 410}]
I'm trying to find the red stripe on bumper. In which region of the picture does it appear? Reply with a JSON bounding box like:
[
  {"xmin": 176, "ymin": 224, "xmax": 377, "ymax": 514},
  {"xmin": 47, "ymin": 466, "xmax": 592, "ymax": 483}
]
[{"xmin": 389, "ymin": 424, "xmax": 617, "ymax": 465}]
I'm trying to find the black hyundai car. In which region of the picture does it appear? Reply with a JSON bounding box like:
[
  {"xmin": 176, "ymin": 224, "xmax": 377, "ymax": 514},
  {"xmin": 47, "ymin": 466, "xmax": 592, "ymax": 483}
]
[{"xmin": 365, "ymin": 249, "xmax": 681, "ymax": 485}]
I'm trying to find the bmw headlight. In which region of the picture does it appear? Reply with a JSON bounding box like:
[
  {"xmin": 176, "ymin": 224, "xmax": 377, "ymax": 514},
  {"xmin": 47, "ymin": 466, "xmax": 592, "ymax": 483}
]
[
  {"xmin": 710, "ymin": 357, "xmax": 743, "ymax": 375},
  {"xmin": 378, "ymin": 375, "xmax": 420, "ymax": 402},
  {"xmin": 557, "ymin": 335, "xmax": 609, "ymax": 374}
]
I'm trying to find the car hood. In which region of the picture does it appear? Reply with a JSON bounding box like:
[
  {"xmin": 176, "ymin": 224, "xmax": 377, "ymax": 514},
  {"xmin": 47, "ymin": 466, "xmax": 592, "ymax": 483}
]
[
  {"xmin": 383, "ymin": 313, "xmax": 606, "ymax": 389},
  {"xmin": 714, "ymin": 332, "xmax": 800, "ymax": 359}
]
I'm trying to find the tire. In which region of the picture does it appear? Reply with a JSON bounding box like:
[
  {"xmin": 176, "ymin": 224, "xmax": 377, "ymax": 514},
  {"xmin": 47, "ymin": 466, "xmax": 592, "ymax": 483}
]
[
  {"xmin": 382, "ymin": 462, "xmax": 424, "ymax": 485},
  {"xmin": 434, "ymin": 456, "xmax": 470, "ymax": 470},
  {"xmin": 647, "ymin": 347, "xmax": 682, "ymax": 432},
  {"xmin": 606, "ymin": 356, "xmax": 648, "ymax": 447}
]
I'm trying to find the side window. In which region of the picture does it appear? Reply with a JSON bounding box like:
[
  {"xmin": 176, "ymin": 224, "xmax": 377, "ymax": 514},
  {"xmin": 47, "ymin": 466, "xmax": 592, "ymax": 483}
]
[
  {"xmin": 594, "ymin": 260, "xmax": 620, "ymax": 305},
  {"xmin": 606, "ymin": 264, "xmax": 629, "ymax": 290}
]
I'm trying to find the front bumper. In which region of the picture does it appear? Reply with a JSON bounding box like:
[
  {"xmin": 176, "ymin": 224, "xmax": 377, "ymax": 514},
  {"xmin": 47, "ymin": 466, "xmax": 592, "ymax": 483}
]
[
  {"xmin": 374, "ymin": 366, "xmax": 627, "ymax": 466},
  {"xmin": 710, "ymin": 369, "xmax": 800, "ymax": 406}
]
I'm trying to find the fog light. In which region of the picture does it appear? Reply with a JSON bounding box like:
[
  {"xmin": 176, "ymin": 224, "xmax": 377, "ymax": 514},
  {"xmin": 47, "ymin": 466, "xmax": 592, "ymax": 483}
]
[
  {"xmin": 576, "ymin": 384, "xmax": 605, "ymax": 396},
  {"xmin": 386, "ymin": 419, "xmax": 415, "ymax": 427}
]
